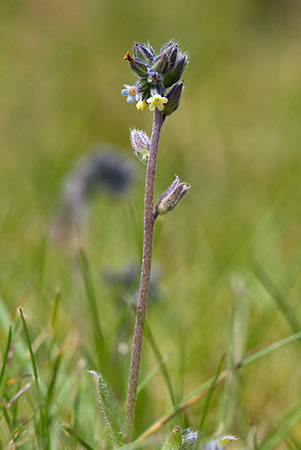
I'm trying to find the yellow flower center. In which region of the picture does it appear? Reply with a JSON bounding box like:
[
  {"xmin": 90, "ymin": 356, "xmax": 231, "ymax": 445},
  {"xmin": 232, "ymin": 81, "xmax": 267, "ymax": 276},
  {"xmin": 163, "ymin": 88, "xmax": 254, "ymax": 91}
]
[
  {"xmin": 129, "ymin": 87, "xmax": 136, "ymax": 96},
  {"xmin": 154, "ymin": 97, "xmax": 160, "ymax": 103}
]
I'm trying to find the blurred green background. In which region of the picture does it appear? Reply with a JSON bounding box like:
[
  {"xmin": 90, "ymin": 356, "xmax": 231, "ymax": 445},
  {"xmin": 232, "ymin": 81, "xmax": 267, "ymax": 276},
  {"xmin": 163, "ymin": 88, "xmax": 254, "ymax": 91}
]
[{"xmin": 0, "ymin": 0, "xmax": 301, "ymax": 447}]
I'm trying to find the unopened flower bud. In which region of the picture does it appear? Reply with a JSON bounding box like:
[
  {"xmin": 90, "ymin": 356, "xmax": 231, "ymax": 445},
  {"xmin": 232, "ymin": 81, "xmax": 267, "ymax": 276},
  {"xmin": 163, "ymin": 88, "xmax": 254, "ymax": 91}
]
[
  {"xmin": 130, "ymin": 129, "xmax": 150, "ymax": 164},
  {"xmin": 163, "ymin": 82, "xmax": 183, "ymax": 116},
  {"xmin": 168, "ymin": 45, "xmax": 178, "ymax": 70},
  {"xmin": 181, "ymin": 428, "xmax": 199, "ymax": 448},
  {"xmin": 131, "ymin": 58, "xmax": 149, "ymax": 77},
  {"xmin": 134, "ymin": 43, "xmax": 155, "ymax": 64},
  {"xmin": 123, "ymin": 51, "xmax": 149, "ymax": 77},
  {"xmin": 155, "ymin": 176, "xmax": 190, "ymax": 216},
  {"xmin": 152, "ymin": 52, "xmax": 169, "ymax": 74},
  {"xmin": 160, "ymin": 41, "xmax": 174, "ymax": 54},
  {"xmin": 163, "ymin": 54, "xmax": 187, "ymax": 88},
  {"xmin": 161, "ymin": 426, "xmax": 182, "ymax": 450}
]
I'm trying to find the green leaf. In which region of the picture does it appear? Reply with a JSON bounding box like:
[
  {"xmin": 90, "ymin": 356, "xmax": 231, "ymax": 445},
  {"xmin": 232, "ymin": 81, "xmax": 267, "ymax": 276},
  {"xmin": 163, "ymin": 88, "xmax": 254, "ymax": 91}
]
[{"xmin": 89, "ymin": 371, "xmax": 123, "ymax": 446}]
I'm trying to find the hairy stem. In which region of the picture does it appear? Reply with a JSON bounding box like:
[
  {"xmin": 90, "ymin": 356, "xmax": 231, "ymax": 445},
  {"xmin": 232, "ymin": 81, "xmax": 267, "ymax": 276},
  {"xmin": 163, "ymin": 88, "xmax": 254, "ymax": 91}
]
[{"xmin": 124, "ymin": 109, "xmax": 164, "ymax": 440}]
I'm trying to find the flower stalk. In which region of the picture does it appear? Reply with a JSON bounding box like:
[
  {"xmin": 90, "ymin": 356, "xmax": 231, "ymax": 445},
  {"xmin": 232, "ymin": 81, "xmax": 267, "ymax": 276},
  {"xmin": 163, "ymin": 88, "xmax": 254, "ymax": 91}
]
[
  {"xmin": 122, "ymin": 41, "xmax": 189, "ymax": 441},
  {"xmin": 124, "ymin": 109, "xmax": 164, "ymax": 440}
]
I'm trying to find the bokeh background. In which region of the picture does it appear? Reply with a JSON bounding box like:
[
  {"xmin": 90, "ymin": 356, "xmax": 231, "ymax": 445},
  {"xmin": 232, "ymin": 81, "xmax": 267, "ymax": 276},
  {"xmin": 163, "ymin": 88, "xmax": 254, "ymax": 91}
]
[{"xmin": 1, "ymin": 0, "xmax": 301, "ymax": 448}]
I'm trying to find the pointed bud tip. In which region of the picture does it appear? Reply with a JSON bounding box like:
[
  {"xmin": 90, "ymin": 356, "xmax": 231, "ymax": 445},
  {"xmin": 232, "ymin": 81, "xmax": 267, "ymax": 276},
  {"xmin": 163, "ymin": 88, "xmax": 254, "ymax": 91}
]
[{"xmin": 123, "ymin": 51, "xmax": 133, "ymax": 62}]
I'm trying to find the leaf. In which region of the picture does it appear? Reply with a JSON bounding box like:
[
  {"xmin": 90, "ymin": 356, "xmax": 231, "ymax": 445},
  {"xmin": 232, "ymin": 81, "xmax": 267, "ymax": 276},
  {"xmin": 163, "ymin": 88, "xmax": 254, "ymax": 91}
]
[{"xmin": 89, "ymin": 371, "xmax": 123, "ymax": 446}]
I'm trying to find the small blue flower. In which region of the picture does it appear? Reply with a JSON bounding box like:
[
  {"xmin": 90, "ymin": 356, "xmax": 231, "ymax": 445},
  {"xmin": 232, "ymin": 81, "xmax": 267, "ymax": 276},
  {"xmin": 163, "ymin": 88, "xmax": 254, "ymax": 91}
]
[
  {"xmin": 121, "ymin": 84, "xmax": 140, "ymax": 103},
  {"xmin": 147, "ymin": 68, "xmax": 156, "ymax": 77}
]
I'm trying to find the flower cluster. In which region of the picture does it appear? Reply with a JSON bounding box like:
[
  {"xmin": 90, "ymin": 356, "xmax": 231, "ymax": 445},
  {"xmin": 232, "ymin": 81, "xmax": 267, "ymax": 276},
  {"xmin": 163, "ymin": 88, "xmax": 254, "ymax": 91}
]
[{"xmin": 121, "ymin": 41, "xmax": 187, "ymax": 115}]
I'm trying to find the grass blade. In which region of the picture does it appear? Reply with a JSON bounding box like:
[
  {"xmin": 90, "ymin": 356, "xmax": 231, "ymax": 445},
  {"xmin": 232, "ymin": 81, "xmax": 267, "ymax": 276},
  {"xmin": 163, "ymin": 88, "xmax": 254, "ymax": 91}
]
[
  {"xmin": 0, "ymin": 297, "xmax": 27, "ymax": 359},
  {"xmin": 137, "ymin": 354, "xmax": 171, "ymax": 395},
  {"xmin": 238, "ymin": 331, "xmax": 301, "ymax": 368},
  {"xmin": 0, "ymin": 399, "xmax": 13, "ymax": 432},
  {"xmin": 78, "ymin": 246, "xmax": 105, "ymax": 365},
  {"xmin": 145, "ymin": 324, "xmax": 179, "ymax": 414},
  {"xmin": 19, "ymin": 309, "xmax": 40, "ymax": 392},
  {"xmin": 62, "ymin": 424, "xmax": 96, "ymax": 450},
  {"xmin": 199, "ymin": 354, "xmax": 225, "ymax": 431},
  {"xmin": 6, "ymin": 382, "xmax": 32, "ymax": 409},
  {"xmin": 47, "ymin": 347, "xmax": 64, "ymax": 405},
  {"xmin": 135, "ymin": 332, "xmax": 301, "ymax": 444},
  {"xmin": 19, "ymin": 308, "xmax": 47, "ymax": 448},
  {"xmin": 253, "ymin": 264, "xmax": 300, "ymax": 334},
  {"xmin": 49, "ymin": 286, "xmax": 61, "ymax": 356},
  {"xmin": 0, "ymin": 326, "xmax": 12, "ymax": 392},
  {"xmin": 260, "ymin": 402, "xmax": 301, "ymax": 450}
]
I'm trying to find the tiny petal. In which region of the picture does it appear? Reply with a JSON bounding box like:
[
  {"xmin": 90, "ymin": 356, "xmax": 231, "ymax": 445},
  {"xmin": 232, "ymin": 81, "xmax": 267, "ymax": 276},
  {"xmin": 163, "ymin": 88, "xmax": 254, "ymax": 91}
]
[
  {"xmin": 136, "ymin": 100, "xmax": 147, "ymax": 111},
  {"xmin": 121, "ymin": 89, "xmax": 128, "ymax": 96}
]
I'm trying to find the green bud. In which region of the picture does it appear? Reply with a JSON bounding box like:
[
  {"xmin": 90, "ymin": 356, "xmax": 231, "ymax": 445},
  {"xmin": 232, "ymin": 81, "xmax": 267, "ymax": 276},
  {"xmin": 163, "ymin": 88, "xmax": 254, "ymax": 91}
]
[
  {"xmin": 130, "ymin": 128, "xmax": 150, "ymax": 164},
  {"xmin": 161, "ymin": 427, "xmax": 182, "ymax": 450},
  {"xmin": 123, "ymin": 51, "xmax": 149, "ymax": 77},
  {"xmin": 163, "ymin": 55, "xmax": 187, "ymax": 88},
  {"xmin": 130, "ymin": 57, "xmax": 149, "ymax": 77},
  {"xmin": 163, "ymin": 82, "xmax": 183, "ymax": 116},
  {"xmin": 168, "ymin": 45, "xmax": 178, "ymax": 70},
  {"xmin": 152, "ymin": 53, "xmax": 169, "ymax": 74},
  {"xmin": 155, "ymin": 176, "xmax": 190, "ymax": 217}
]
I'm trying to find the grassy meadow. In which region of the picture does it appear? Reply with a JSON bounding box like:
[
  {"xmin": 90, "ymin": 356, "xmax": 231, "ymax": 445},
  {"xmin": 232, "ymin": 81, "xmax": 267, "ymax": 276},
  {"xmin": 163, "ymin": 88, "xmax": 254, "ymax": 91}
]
[{"xmin": 0, "ymin": 0, "xmax": 301, "ymax": 448}]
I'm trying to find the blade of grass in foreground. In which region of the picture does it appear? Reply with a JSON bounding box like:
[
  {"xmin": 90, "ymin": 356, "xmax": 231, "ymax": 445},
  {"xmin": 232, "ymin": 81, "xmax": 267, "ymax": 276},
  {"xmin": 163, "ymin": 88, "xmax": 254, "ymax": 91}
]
[
  {"xmin": 0, "ymin": 325, "xmax": 12, "ymax": 392},
  {"xmin": 253, "ymin": 264, "xmax": 300, "ymax": 334},
  {"xmin": 0, "ymin": 399, "xmax": 12, "ymax": 431},
  {"xmin": 78, "ymin": 245, "xmax": 105, "ymax": 366},
  {"xmin": 219, "ymin": 310, "xmax": 235, "ymax": 432},
  {"xmin": 259, "ymin": 401, "xmax": 301, "ymax": 450},
  {"xmin": 145, "ymin": 324, "xmax": 179, "ymax": 417},
  {"xmin": 49, "ymin": 286, "xmax": 61, "ymax": 356},
  {"xmin": 44, "ymin": 347, "xmax": 64, "ymax": 440},
  {"xmin": 135, "ymin": 331, "xmax": 301, "ymax": 444},
  {"xmin": 62, "ymin": 424, "xmax": 96, "ymax": 450},
  {"xmin": 199, "ymin": 354, "xmax": 225, "ymax": 431},
  {"xmin": 0, "ymin": 297, "xmax": 27, "ymax": 359},
  {"xmin": 137, "ymin": 353, "xmax": 171, "ymax": 395},
  {"xmin": 20, "ymin": 308, "xmax": 47, "ymax": 448}
]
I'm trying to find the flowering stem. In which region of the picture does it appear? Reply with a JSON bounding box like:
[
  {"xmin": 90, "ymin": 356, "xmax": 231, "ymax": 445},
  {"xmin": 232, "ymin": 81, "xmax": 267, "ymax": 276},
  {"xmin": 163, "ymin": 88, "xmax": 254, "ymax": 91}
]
[{"xmin": 124, "ymin": 109, "xmax": 164, "ymax": 441}]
